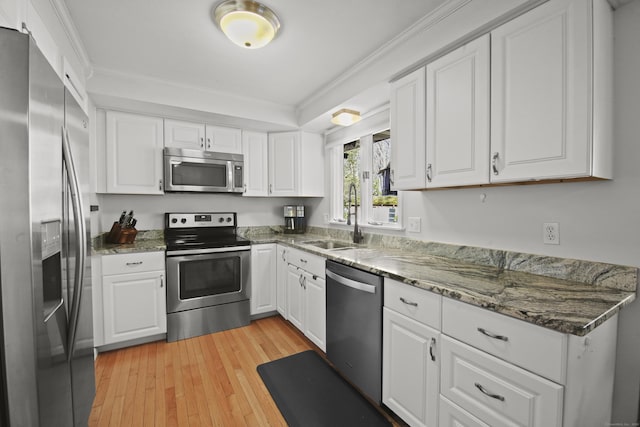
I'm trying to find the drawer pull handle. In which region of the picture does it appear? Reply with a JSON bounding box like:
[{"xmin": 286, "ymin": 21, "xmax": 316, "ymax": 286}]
[
  {"xmin": 126, "ymin": 261, "xmax": 143, "ymax": 266},
  {"xmin": 300, "ymin": 258, "xmax": 307, "ymax": 263},
  {"xmin": 399, "ymin": 297, "xmax": 418, "ymax": 307},
  {"xmin": 429, "ymin": 337, "xmax": 436, "ymax": 362},
  {"xmin": 477, "ymin": 327, "xmax": 509, "ymax": 342},
  {"xmin": 475, "ymin": 383, "xmax": 505, "ymax": 402}
]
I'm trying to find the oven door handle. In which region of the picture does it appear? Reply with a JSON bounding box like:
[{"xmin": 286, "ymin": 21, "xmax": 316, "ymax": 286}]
[{"xmin": 166, "ymin": 246, "xmax": 251, "ymax": 256}]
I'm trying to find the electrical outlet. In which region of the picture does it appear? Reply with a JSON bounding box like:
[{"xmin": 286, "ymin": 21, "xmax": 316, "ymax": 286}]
[
  {"xmin": 407, "ymin": 217, "xmax": 421, "ymax": 233},
  {"xmin": 543, "ymin": 222, "xmax": 560, "ymax": 245}
]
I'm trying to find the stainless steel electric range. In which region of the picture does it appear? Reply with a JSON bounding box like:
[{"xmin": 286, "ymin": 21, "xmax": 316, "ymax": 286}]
[{"xmin": 164, "ymin": 212, "xmax": 251, "ymax": 342}]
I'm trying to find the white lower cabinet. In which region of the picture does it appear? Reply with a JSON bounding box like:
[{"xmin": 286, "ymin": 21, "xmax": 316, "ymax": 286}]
[
  {"xmin": 302, "ymin": 271, "xmax": 326, "ymax": 350},
  {"xmin": 275, "ymin": 245, "xmax": 288, "ymax": 318},
  {"xmin": 439, "ymin": 396, "xmax": 489, "ymax": 427},
  {"xmin": 383, "ymin": 278, "xmax": 441, "ymax": 427},
  {"xmin": 383, "ymin": 308, "xmax": 439, "ymax": 427},
  {"xmin": 381, "ymin": 281, "xmax": 618, "ymax": 427},
  {"xmin": 100, "ymin": 252, "xmax": 166, "ymax": 346},
  {"xmin": 285, "ymin": 249, "xmax": 326, "ymax": 351},
  {"xmin": 441, "ymin": 335, "xmax": 563, "ymax": 427},
  {"xmin": 250, "ymin": 244, "xmax": 277, "ymax": 315}
]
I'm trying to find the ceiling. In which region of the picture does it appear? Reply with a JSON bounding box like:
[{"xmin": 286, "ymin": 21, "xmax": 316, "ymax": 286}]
[{"xmin": 63, "ymin": 0, "xmax": 447, "ymax": 129}]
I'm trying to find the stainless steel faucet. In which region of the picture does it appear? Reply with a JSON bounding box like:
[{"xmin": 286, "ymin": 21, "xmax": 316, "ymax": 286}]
[{"xmin": 347, "ymin": 182, "xmax": 363, "ymax": 244}]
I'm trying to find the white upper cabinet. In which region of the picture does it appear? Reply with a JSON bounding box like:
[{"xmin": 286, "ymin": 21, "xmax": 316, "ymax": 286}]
[
  {"xmin": 426, "ymin": 34, "xmax": 490, "ymax": 188},
  {"xmin": 490, "ymin": 0, "xmax": 611, "ymax": 182},
  {"xmin": 242, "ymin": 130, "xmax": 269, "ymax": 196},
  {"xmin": 205, "ymin": 124, "xmax": 242, "ymax": 154},
  {"xmin": 104, "ymin": 111, "xmax": 164, "ymax": 194},
  {"xmin": 390, "ymin": 0, "xmax": 612, "ymax": 189},
  {"xmin": 164, "ymin": 119, "xmax": 242, "ymax": 154},
  {"xmin": 390, "ymin": 67, "xmax": 426, "ymax": 190},
  {"xmin": 0, "ymin": 0, "xmax": 24, "ymax": 30},
  {"xmin": 268, "ymin": 131, "xmax": 324, "ymax": 197},
  {"xmin": 163, "ymin": 119, "xmax": 206, "ymax": 150}
]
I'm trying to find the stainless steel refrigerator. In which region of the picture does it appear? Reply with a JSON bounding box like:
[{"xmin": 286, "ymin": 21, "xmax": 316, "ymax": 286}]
[{"xmin": 0, "ymin": 27, "xmax": 95, "ymax": 426}]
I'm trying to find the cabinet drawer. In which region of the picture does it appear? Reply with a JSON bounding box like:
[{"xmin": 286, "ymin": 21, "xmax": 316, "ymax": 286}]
[
  {"xmin": 442, "ymin": 298, "xmax": 566, "ymax": 383},
  {"xmin": 102, "ymin": 251, "xmax": 165, "ymax": 275},
  {"xmin": 441, "ymin": 336, "xmax": 563, "ymax": 427},
  {"xmin": 439, "ymin": 396, "xmax": 490, "ymax": 427},
  {"xmin": 384, "ymin": 278, "xmax": 441, "ymax": 329},
  {"xmin": 287, "ymin": 247, "xmax": 325, "ymax": 277}
]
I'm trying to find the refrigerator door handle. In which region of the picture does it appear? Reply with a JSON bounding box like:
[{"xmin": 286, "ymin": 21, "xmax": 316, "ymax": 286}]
[{"xmin": 62, "ymin": 126, "xmax": 86, "ymax": 362}]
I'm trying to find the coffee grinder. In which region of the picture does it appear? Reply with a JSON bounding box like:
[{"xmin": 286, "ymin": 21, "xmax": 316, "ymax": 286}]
[{"xmin": 284, "ymin": 205, "xmax": 306, "ymax": 234}]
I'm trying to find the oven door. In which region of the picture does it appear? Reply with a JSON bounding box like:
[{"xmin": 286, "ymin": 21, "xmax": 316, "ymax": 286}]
[{"xmin": 166, "ymin": 247, "xmax": 251, "ymax": 313}]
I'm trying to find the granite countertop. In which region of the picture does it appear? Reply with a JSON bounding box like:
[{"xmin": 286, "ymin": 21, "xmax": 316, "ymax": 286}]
[
  {"xmin": 92, "ymin": 227, "xmax": 638, "ymax": 337},
  {"xmin": 92, "ymin": 230, "xmax": 166, "ymax": 255},
  {"xmin": 248, "ymin": 231, "xmax": 637, "ymax": 337}
]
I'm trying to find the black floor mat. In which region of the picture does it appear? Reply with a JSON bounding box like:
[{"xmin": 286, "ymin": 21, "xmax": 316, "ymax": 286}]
[{"xmin": 257, "ymin": 350, "xmax": 391, "ymax": 427}]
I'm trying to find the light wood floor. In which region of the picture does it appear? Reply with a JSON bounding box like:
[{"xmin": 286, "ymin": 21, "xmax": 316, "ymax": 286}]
[{"xmin": 89, "ymin": 316, "xmax": 400, "ymax": 426}]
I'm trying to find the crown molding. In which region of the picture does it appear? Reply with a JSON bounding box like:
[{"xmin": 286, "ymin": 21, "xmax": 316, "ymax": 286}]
[
  {"xmin": 296, "ymin": 0, "xmax": 472, "ymax": 112},
  {"xmin": 48, "ymin": 0, "xmax": 92, "ymax": 75}
]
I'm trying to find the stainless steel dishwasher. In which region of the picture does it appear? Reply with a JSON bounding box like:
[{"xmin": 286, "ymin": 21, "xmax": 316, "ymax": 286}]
[{"xmin": 326, "ymin": 260, "xmax": 383, "ymax": 404}]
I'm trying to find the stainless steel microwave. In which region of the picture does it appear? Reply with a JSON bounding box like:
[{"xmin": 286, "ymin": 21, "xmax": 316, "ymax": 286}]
[{"xmin": 163, "ymin": 147, "xmax": 244, "ymax": 193}]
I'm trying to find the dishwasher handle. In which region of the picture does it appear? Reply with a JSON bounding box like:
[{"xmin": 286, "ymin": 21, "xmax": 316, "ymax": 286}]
[{"xmin": 326, "ymin": 269, "xmax": 377, "ymax": 294}]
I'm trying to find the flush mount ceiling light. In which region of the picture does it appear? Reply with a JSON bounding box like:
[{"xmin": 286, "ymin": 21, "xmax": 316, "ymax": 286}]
[
  {"xmin": 331, "ymin": 109, "xmax": 362, "ymax": 126},
  {"xmin": 213, "ymin": 0, "xmax": 281, "ymax": 49}
]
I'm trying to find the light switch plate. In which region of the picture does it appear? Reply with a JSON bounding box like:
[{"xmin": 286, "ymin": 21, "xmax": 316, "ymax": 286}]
[{"xmin": 407, "ymin": 217, "xmax": 421, "ymax": 233}]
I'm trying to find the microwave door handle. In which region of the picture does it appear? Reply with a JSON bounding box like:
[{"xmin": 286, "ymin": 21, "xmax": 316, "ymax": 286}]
[{"xmin": 227, "ymin": 160, "xmax": 233, "ymax": 192}]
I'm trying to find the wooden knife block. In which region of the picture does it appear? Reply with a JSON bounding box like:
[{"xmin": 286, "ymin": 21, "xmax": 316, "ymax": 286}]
[{"xmin": 106, "ymin": 222, "xmax": 138, "ymax": 244}]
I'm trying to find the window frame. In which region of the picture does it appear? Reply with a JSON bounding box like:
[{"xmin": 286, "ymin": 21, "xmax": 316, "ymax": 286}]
[{"xmin": 328, "ymin": 127, "xmax": 403, "ymax": 231}]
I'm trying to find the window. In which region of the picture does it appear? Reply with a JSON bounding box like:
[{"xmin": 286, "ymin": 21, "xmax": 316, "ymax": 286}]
[{"xmin": 331, "ymin": 128, "xmax": 401, "ymax": 229}]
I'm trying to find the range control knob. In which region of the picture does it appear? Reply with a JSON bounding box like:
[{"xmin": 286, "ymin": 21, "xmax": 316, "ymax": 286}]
[
  {"xmin": 171, "ymin": 218, "xmax": 178, "ymax": 224},
  {"xmin": 180, "ymin": 218, "xmax": 187, "ymax": 224},
  {"xmin": 226, "ymin": 217, "xmax": 232, "ymax": 223},
  {"xmin": 218, "ymin": 217, "xmax": 225, "ymax": 223}
]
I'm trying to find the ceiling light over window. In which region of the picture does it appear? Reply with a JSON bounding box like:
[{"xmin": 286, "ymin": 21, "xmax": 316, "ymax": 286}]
[
  {"xmin": 213, "ymin": 0, "xmax": 281, "ymax": 49},
  {"xmin": 331, "ymin": 109, "xmax": 362, "ymax": 127}
]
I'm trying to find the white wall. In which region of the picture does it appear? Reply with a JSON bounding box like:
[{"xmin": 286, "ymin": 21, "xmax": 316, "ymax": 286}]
[
  {"xmin": 308, "ymin": 1, "xmax": 640, "ymax": 422},
  {"xmin": 96, "ymin": 193, "xmax": 312, "ymax": 233}
]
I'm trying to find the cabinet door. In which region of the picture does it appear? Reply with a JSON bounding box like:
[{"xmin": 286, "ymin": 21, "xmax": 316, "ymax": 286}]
[
  {"xmin": 242, "ymin": 131, "xmax": 269, "ymax": 196},
  {"xmin": 303, "ymin": 272, "xmax": 326, "ymax": 352},
  {"xmin": 164, "ymin": 119, "xmax": 205, "ymax": 150},
  {"xmin": 250, "ymin": 244, "xmax": 277, "ymax": 315},
  {"xmin": 286, "ymin": 264, "xmax": 304, "ymax": 331},
  {"xmin": 205, "ymin": 125, "xmax": 242, "ymax": 153},
  {"xmin": 268, "ymin": 132, "xmax": 299, "ymax": 196},
  {"xmin": 426, "ymin": 35, "xmax": 490, "ymax": 188},
  {"xmin": 383, "ymin": 308, "xmax": 439, "ymax": 427},
  {"xmin": 390, "ymin": 67, "xmax": 426, "ymax": 190},
  {"xmin": 490, "ymin": 0, "xmax": 591, "ymax": 182},
  {"xmin": 102, "ymin": 270, "xmax": 166, "ymax": 345},
  {"xmin": 105, "ymin": 111, "xmax": 164, "ymax": 194},
  {"xmin": 276, "ymin": 245, "xmax": 288, "ymax": 318}
]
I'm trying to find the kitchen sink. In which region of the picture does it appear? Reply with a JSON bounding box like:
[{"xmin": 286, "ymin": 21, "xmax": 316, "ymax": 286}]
[{"xmin": 301, "ymin": 240, "xmax": 356, "ymax": 250}]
